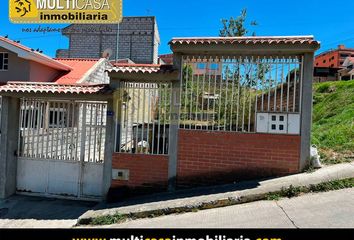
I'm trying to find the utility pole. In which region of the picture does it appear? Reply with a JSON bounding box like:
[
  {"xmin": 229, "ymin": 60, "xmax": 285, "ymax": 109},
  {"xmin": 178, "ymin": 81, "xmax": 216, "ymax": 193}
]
[{"xmin": 115, "ymin": 22, "xmax": 120, "ymax": 63}]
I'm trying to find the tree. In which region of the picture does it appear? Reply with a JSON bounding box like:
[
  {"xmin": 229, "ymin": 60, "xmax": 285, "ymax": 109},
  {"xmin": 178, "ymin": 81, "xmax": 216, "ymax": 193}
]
[
  {"xmin": 218, "ymin": 9, "xmax": 267, "ymax": 131},
  {"xmin": 219, "ymin": 8, "xmax": 269, "ymax": 87},
  {"xmin": 219, "ymin": 9, "xmax": 258, "ymax": 37}
]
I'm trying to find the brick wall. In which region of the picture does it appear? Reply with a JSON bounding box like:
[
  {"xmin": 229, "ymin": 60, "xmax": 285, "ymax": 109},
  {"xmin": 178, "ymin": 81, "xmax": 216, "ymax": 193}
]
[
  {"xmin": 56, "ymin": 17, "xmax": 159, "ymax": 64},
  {"xmin": 177, "ymin": 129, "xmax": 300, "ymax": 188},
  {"xmin": 111, "ymin": 153, "xmax": 168, "ymax": 191}
]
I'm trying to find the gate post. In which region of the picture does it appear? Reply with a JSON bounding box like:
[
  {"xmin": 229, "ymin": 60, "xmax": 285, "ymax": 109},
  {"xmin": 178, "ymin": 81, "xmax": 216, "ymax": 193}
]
[
  {"xmin": 299, "ymin": 53, "xmax": 315, "ymax": 171},
  {"xmin": 102, "ymin": 97, "xmax": 115, "ymax": 198},
  {"xmin": 168, "ymin": 53, "xmax": 182, "ymax": 191},
  {"xmin": 0, "ymin": 96, "xmax": 20, "ymax": 199}
]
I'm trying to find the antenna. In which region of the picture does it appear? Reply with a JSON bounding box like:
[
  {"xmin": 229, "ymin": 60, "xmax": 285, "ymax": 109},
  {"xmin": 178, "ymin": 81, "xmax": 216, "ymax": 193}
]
[{"xmin": 115, "ymin": 22, "xmax": 120, "ymax": 63}]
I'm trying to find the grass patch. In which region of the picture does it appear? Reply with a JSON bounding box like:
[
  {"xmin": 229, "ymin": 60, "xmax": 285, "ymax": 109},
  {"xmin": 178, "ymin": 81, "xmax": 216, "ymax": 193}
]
[
  {"xmin": 312, "ymin": 80, "xmax": 354, "ymax": 164},
  {"xmin": 89, "ymin": 213, "xmax": 127, "ymax": 225},
  {"xmin": 308, "ymin": 178, "xmax": 354, "ymax": 192},
  {"xmin": 267, "ymin": 178, "xmax": 354, "ymax": 201},
  {"xmin": 266, "ymin": 193, "xmax": 281, "ymax": 201}
]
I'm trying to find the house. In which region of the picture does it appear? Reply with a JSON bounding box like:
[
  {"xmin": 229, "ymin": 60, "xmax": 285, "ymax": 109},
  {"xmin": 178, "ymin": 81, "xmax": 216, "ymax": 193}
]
[
  {"xmin": 338, "ymin": 57, "xmax": 354, "ymax": 80},
  {"xmin": 313, "ymin": 44, "xmax": 354, "ymax": 82},
  {"xmin": 0, "ymin": 35, "xmax": 319, "ymax": 201},
  {"xmin": 0, "ymin": 36, "xmax": 110, "ymax": 84},
  {"xmin": 56, "ymin": 17, "xmax": 160, "ymax": 64},
  {"xmin": 315, "ymin": 44, "xmax": 354, "ymax": 68},
  {"xmin": 313, "ymin": 67, "xmax": 340, "ymax": 83},
  {"xmin": 0, "ymin": 36, "xmax": 112, "ymax": 200}
]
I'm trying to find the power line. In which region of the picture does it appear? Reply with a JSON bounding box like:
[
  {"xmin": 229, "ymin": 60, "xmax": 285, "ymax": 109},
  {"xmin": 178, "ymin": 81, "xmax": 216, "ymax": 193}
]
[{"xmin": 13, "ymin": 34, "xmax": 63, "ymax": 40}]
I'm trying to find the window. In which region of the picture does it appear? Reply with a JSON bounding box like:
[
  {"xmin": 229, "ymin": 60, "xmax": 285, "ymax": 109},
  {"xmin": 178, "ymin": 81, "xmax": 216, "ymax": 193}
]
[
  {"xmin": 197, "ymin": 63, "xmax": 206, "ymax": 69},
  {"xmin": 323, "ymin": 59, "xmax": 326, "ymax": 63},
  {"xmin": 340, "ymin": 53, "xmax": 349, "ymax": 58},
  {"xmin": 209, "ymin": 63, "xmax": 219, "ymax": 70},
  {"xmin": 0, "ymin": 52, "xmax": 9, "ymax": 71}
]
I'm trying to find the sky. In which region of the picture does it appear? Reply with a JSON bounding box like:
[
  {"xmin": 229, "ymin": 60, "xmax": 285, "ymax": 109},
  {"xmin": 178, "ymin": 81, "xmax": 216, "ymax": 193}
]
[{"xmin": 1, "ymin": 0, "xmax": 354, "ymax": 57}]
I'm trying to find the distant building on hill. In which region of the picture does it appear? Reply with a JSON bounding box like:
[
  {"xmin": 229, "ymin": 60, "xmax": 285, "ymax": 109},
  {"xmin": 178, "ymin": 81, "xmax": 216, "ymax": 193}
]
[
  {"xmin": 315, "ymin": 44, "xmax": 354, "ymax": 68},
  {"xmin": 314, "ymin": 44, "xmax": 354, "ymax": 82},
  {"xmin": 338, "ymin": 57, "xmax": 354, "ymax": 80}
]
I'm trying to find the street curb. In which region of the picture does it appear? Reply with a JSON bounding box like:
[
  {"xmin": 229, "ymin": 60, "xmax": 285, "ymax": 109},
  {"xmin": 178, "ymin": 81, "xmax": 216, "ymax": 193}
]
[
  {"xmin": 77, "ymin": 192, "xmax": 267, "ymax": 225},
  {"xmin": 77, "ymin": 162, "xmax": 354, "ymax": 225}
]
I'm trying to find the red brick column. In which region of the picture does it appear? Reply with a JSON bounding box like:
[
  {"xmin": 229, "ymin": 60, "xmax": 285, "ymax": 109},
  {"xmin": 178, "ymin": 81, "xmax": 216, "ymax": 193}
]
[{"xmin": 111, "ymin": 153, "xmax": 168, "ymax": 190}]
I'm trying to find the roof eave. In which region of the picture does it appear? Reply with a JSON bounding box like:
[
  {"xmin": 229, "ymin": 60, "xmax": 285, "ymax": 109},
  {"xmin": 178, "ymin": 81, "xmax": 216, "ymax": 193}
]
[
  {"xmin": 0, "ymin": 40, "xmax": 72, "ymax": 71},
  {"xmin": 170, "ymin": 43, "xmax": 320, "ymax": 55},
  {"xmin": 108, "ymin": 71, "xmax": 179, "ymax": 83},
  {"xmin": 26, "ymin": 52, "xmax": 73, "ymax": 71}
]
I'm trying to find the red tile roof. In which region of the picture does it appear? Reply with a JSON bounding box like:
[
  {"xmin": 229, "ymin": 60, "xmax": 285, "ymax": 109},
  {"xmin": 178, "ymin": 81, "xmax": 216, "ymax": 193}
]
[
  {"xmin": 0, "ymin": 82, "xmax": 109, "ymax": 94},
  {"xmin": 169, "ymin": 36, "xmax": 320, "ymax": 46},
  {"xmin": 159, "ymin": 53, "xmax": 174, "ymax": 64},
  {"xmin": 108, "ymin": 64, "xmax": 175, "ymax": 74},
  {"xmin": 110, "ymin": 64, "xmax": 161, "ymax": 73},
  {"xmin": 110, "ymin": 59, "xmax": 135, "ymax": 64},
  {"xmin": 54, "ymin": 58, "xmax": 100, "ymax": 84}
]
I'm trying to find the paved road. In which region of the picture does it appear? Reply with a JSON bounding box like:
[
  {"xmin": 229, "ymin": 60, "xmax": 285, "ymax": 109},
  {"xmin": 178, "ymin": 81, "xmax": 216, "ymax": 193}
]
[{"xmin": 108, "ymin": 188, "xmax": 354, "ymax": 228}]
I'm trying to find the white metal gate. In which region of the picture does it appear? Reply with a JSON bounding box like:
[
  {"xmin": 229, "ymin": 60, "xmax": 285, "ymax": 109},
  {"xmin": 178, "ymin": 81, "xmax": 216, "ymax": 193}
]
[
  {"xmin": 116, "ymin": 82, "xmax": 171, "ymax": 155},
  {"xmin": 16, "ymin": 99, "xmax": 107, "ymax": 200}
]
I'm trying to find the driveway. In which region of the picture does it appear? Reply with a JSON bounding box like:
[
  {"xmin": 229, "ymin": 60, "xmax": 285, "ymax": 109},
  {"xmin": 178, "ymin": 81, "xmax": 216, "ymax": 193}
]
[
  {"xmin": 0, "ymin": 195, "xmax": 97, "ymax": 228},
  {"xmin": 107, "ymin": 188, "xmax": 354, "ymax": 228}
]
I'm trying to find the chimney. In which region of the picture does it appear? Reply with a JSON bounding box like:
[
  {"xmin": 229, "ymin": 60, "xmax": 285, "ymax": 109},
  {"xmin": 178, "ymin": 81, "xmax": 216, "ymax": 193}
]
[{"xmin": 338, "ymin": 44, "xmax": 345, "ymax": 50}]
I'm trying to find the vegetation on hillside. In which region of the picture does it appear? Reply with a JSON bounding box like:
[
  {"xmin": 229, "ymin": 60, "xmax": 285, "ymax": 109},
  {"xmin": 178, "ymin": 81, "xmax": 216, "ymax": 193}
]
[{"xmin": 312, "ymin": 80, "xmax": 354, "ymax": 164}]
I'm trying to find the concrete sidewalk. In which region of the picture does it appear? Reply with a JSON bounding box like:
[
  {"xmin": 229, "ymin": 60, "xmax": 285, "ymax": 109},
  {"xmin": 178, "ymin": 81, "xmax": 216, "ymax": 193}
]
[
  {"xmin": 108, "ymin": 188, "xmax": 354, "ymax": 228},
  {"xmin": 78, "ymin": 161, "xmax": 354, "ymax": 225},
  {"xmin": 0, "ymin": 195, "xmax": 96, "ymax": 228}
]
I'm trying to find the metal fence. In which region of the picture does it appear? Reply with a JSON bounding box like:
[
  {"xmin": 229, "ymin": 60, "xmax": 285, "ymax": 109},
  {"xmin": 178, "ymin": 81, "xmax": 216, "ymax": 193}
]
[
  {"xmin": 179, "ymin": 55, "xmax": 303, "ymax": 132},
  {"xmin": 117, "ymin": 82, "xmax": 172, "ymax": 155},
  {"xmin": 18, "ymin": 99, "xmax": 107, "ymax": 163}
]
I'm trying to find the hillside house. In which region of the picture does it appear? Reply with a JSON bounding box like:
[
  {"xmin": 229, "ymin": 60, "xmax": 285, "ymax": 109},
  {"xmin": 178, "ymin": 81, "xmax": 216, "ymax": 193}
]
[
  {"xmin": 338, "ymin": 57, "xmax": 354, "ymax": 80},
  {"xmin": 314, "ymin": 44, "xmax": 354, "ymax": 82}
]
